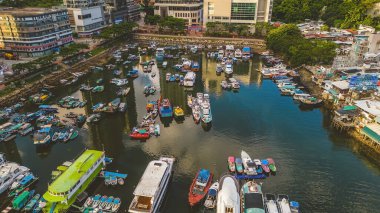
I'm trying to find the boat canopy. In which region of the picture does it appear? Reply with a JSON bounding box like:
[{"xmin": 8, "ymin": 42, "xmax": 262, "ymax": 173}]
[
  {"xmin": 244, "ymin": 193, "xmax": 264, "ymax": 210},
  {"xmin": 208, "ymin": 189, "xmax": 217, "ymax": 196},
  {"xmin": 13, "ymin": 191, "xmax": 30, "ymax": 208},
  {"xmin": 197, "ymin": 169, "xmax": 210, "ymax": 182},
  {"xmin": 261, "ymin": 159, "xmax": 269, "ymax": 165},
  {"xmin": 102, "ymin": 171, "xmax": 128, "ymax": 179},
  {"xmin": 242, "ymin": 47, "xmax": 251, "ymax": 53},
  {"xmin": 343, "ymin": 105, "xmax": 357, "ymax": 111},
  {"xmin": 20, "ymin": 174, "xmax": 34, "ymax": 185}
]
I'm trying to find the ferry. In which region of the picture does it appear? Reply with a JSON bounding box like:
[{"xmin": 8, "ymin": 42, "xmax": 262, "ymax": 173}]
[
  {"xmin": 217, "ymin": 174, "xmax": 240, "ymax": 213},
  {"xmin": 129, "ymin": 156, "xmax": 175, "ymax": 213},
  {"xmin": 43, "ymin": 149, "xmax": 105, "ymax": 212},
  {"xmin": 183, "ymin": 72, "xmax": 196, "ymax": 87},
  {"xmin": 0, "ymin": 154, "xmax": 30, "ymax": 195},
  {"xmin": 155, "ymin": 48, "xmax": 165, "ymax": 61},
  {"xmin": 241, "ymin": 181, "xmax": 265, "ymax": 213}
]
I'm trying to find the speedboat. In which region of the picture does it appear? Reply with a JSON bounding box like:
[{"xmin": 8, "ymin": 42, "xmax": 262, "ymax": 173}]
[
  {"xmin": 225, "ymin": 63, "xmax": 233, "ymax": 75},
  {"xmin": 241, "ymin": 150, "xmax": 257, "ymax": 175},
  {"xmin": 265, "ymin": 193, "xmax": 280, "ymax": 213},
  {"xmin": 235, "ymin": 158, "xmax": 244, "ymax": 174},
  {"xmin": 192, "ymin": 105, "xmax": 201, "ymax": 124},
  {"xmin": 174, "ymin": 106, "xmax": 185, "ymax": 118},
  {"xmin": 241, "ymin": 181, "xmax": 265, "ymax": 213},
  {"xmin": 204, "ymin": 181, "xmax": 219, "ymax": 209},
  {"xmin": 277, "ymin": 194, "xmax": 292, "ymax": 213},
  {"xmin": 267, "ymin": 158, "xmax": 277, "ymax": 172},
  {"xmin": 217, "ymin": 174, "xmax": 240, "ymax": 213},
  {"xmin": 228, "ymin": 156, "xmax": 236, "ymax": 173},
  {"xmin": 260, "ymin": 159, "xmax": 271, "ymax": 173},
  {"xmin": 129, "ymin": 128, "xmax": 150, "ymax": 140},
  {"xmin": 254, "ymin": 159, "xmax": 263, "ymax": 173},
  {"xmin": 188, "ymin": 169, "xmax": 213, "ymax": 206}
]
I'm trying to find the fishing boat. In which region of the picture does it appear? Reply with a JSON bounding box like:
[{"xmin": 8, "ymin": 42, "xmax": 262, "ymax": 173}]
[
  {"xmin": 92, "ymin": 195, "xmax": 103, "ymax": 208},
  {"xmin": 217, "ymin": 174, "xmax": 240, "ymax": 213},
  {"xmin": 192, "ymin": 105, "xmax": 201, "ymax": 123},
  {"xmin": 33, "ymin": 197, "xmax": 46, "ymax": 213},
  {"xmin": 265, "ymin": 193, "xmax": 280, "ymax": 213},
  {"xmin": 267, "ymin": 158, "xmax": 277, "ymax": 173},
  {"xmin": 241, "ymin": 150, "xmax": 257, "ymax": 175},
  {"xmin": 101, "ymin": 196, "xmax": 113, "ymax": 210},
  {"xmin": 201, "ymin": 103, "xmax": 212, "ymax": 124},
  {"xmin": 277, "ymin": 195, "xmax": 292, "ymax": 213},
  {"xmin": 228, "ymin": 156, "xmax": 236, "ymax": 172},
  {"xmin": 225, "ymin": 63, "xmax": 233, "ymax": 75},
  {"xmin": 33, "ymin": 125, "xmax": 52, "ymax": 146},
  {"xmin": 235, "ymin": 158, "xmax": 244, "ymax": 174},
  {"xmin": 118, "ymin": 103, "xmax": 127, "ymax": 112},
  {"xmin": 183, "ymin": 72, "xmax": 196, "ymax": 87},
  {"xmin": 24, "ymin": 194, "xmax": 41, "ymax": 211},
  {"xmin": 191, "ymin": 62, "xmax": 200, "ymax": 72},
  {"xmin": 159, "ymin": 98, "xmax": 173, "ymax": 118},
  {"xmin": 84, "ymin": 195, "xmax": 95, "ymax": 208},
  {"xmin": 98, "ymin": 195, "xmax": 108, "ymax": 209},
  {"xmin": 92, "ymin": 85, "xmax": 104, "ymax": 93},
  {"xmin": 154, "ymin": 124, "xmax": 160, "ymax": 136},
  {"xmin": 241, "ymin": 181, "xmax": 265, "ymax": 213},
  {"xmin": 260, "ymin": 159, "xmax": 271, "ymax": 173},
  {"xmin": 12, "ymin": 190, "xmax": 34, "ymax": 210},
  {"xmin": 204, "ymin": 181, "xmax": 219, "ymax": 209},
  {"xmin": 8, "ymin": 173, "xmax": 38, "ymax": 197},
  {"xmin": 169, "ymin": 75, "xmax": 176, "ymax": 82},
  {"xmin": 174, "ymin": 106, "xmax": 184, "ymax": 118},
  {"xmin": 188, "ymin": 169, "xmax": 213, "ymax": 206},
  {"xmin": 128, "ymin": 156, "xmax": 175, "ymax": 213},
  {"xmin": 130, "ymin": 128, "xmax": 150, "ymax": 140},
  {"xmin": 112, "ymin": 198, "xmax": 121, "ymax": 212},
  {"xmin": 0, "ymin": 158, "xmax": 30, "ymax": 195}
]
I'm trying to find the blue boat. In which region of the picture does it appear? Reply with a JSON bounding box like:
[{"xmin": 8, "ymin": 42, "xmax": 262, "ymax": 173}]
[
  {"xmin": 38, "ymin": 105, "xmax": 58, "ymax": 113},
  {"xmin": 235, "ymin": 158, "xmax": 244, "ymax": 174},
  {"xmin": 235, "ymin": 173, "xmax": 267, "ymax": 180},
  {"xmin": 169, "ymin": 75, "xmax": 176, "ymax": 82},
  {"xmin": 127, "ymin": 69, "xmax": 138, "ymax": 78},
  {"xmin": 159, "ymin": 98, "xmax": 173, "ymax": 118},
  {"xmin": 156, "ymin": 48, "xmax": 165, "ymax": 61}
]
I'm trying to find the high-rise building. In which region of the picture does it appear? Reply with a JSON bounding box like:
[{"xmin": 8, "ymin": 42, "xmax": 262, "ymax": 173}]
[
  {"xmin": 63, "ymin": 0, "xmax": 106, "ymax": 37},
  {"xmin": 203, "ymin": 0, "xmax": 273, "ymax": 27},
  {"xmin": 154, "ymin": 0, "xmax": 203, "ymax": 26},
  {"xmin": 104, "ymin": 0, "xmax": 140, "ymax": 24},
  {"xmin": 0, "ymin": 7, "xmax": 73, "ymax": 57}
]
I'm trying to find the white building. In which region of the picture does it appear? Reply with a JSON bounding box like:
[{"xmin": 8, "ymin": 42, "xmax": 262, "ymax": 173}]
[
  {"xmin": 63, "ymin": 0, "xmax": 106, "ymax": 37},
  {"xmin": 154, "ymin": 0, "xmax": 203, "ymax": 26}
]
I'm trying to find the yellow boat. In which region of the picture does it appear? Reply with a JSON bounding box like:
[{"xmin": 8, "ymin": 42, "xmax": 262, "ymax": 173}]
[{"xmin": 174, "ymin": 106, "xmax": 185, "ymax": 118}]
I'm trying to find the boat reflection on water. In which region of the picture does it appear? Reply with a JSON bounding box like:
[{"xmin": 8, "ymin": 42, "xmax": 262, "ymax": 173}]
[{"xmin": 160, "ymin": 117, "xmax": 173, "ymax": 127}]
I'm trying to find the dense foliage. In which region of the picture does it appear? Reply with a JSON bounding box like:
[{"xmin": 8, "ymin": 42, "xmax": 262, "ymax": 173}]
[
  {"xmin": 266, "ymin": 24, "xmax": 337, "ymax": 66},
  {"xmin": 59, "ymin": 43, "xmax": 89, "ymax": 57},
  {"xmin": 98, "ymin": 22, "xmax": 137, "ymax": 39},
  {"xmin": 0, "ymin": 0, "xmax": 62, "ymax": 8},
  {"xmin": 272, "ymin": 0, "xmax": 380, "ymax": 29},
  {"xmin": 158, "ymin": 16, "xmax": 187, "ymax": 34},
  {"xmin": 205, "ymin": 22, "xmax": 273, "ymax": 38}
]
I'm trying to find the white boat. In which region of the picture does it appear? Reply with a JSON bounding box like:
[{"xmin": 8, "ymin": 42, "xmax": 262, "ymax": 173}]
[
  {"xmin": 234, "ymin": 49, "xmax": 242, "ymax": 58},
  {"xmin": 229, "ymin": 78, "xmax": 240, "ymax": 89},
  {"xmin": 218, "ymin": 50, "xmax": 224, "ymax": 59},
  {"xmin": 216, "ymin": 64, "xmax": 224, "ymax": 73},
  {"xmin": 183, "ymin": 72, "xmax": 196, "ymax": 87},
  {"xmin": 162, "ymin": 61, "xmax": 168, "ymax": 68},
  {"xmin": 225, "ymin": 64, "xmax": 233, "ymax": 75},
  {"xmin": 204, "ymin": 181, "xmax": 219, "ymax": 209},
  {"xmin": 265, "ymin": 194, "xmax": 280, "ymax": 213},
  {"xmin": 0, "ymin": 155, "xmax": 30, "ymax": 195},
  {"xmin": 241, "ymin": 150, "xmax": 257, "ymax": 175},
  {"xmin": 221, "ymin": 80, "xmax": 231, "ymax": 89},
  {"xmin": 128, "ymin": 156, "xmax": 175, "ymax": 213},
  {"xmin": 192, "ymin": 105, "xmax": 201, "ymax": 123},
  {"xmin": 201, "ymin": 103, "xmax": 212, "ymax": 124},
  {"xmin": 217, "ymin": 174, "xmax": 240, "ymax": 213},
  {"xmin": 277, "ymin": 195, "xmax": 292, "ymax": 213}
]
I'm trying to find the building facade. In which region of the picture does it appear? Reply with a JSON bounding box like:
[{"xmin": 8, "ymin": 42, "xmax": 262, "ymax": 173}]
[
  {"xmin": 0, "ymin": 7, "xmax": 73, "ymax": 57},
  {"xmin": 203, "ymin": 0, "xmax": 273, "ymax": 27},
  {"xmin": 104, "ymin": 0, "xmax": 140, "ymax": 24},
  {"xmin": 63, "ymin": 0, "xmax": 106, "ymax": 37},
  {"xmin": 154, "ymin": 0, "xmax": 203, "ymax": 26}
]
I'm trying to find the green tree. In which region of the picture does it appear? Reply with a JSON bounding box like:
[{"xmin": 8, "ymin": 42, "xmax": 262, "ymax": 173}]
[
  {"xmin": 158, "ymin": 16, "xmax": 186, "ymax": 34},
  {"xmin": 144, "ymin": 15, "xmax": 161, "ymax": 25}
]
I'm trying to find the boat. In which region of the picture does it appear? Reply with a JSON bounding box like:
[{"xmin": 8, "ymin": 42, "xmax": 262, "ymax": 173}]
[
  {"xmin": 42, "ymin": 150, "xmax": 105, "ymax": 212},
  {"xmin": 165, "ymin": 73, "xmax": 171, "ymax": 82},
  {"xmin": 229, "ymin": 78, "xmax": 240, "ymax": 90},
  {"xmin": 128, "ymin": 156, "xmax": 175, "ymax": 213},
  {"xmin": 69, "ymin": 130, "xmax": 78, "ymax": 140},
  {"xmin": 33, "ymin": 125, "xmax": 52, "ymax": 146},
  {"xmin": 0, "ymin": 157, "xmax": 29, "ymax": 195},
  {"xmin": 217, "ymin": 174, "xmax": 240, "ymax": 213},
  {"xmin": 183, "ymin": 72, "xmax": 196, "ymax": 87},
  {"xmin": 260, "ymin": 159, "xmax": 271, "ymax": 173},
  {"xmin": 174, "ymin": 106, "xmax": 184, "ymax": 118},
  {"xmin": 204, "ymin": 181, "xmax": 219, "ymax": 209},
  {"xmin": 221, "ymin": 80, "xmax": 231, "ymax": 90},
  {"xmin": 86, "ymin": 113, "xmax": 102, "ymax": 123},
  {"xmin": 8, "ymin": 173, "xmax": 38, "ymax": 197},
  {"xmin": 98, "ymin": 195, "xmax": 108, "ymax": 209},
  {"xmin": 218, "ymin": 50, "xmax": 224, "ymax": 59},
  {"xmin": 102, "ymin": 196, "xmax": 113, "ymax": 210},
  {"xmin": 112, "ymin": 198, "xmax": 121, "ymax": 212},
  {"xmin": 127, "ymin": 70, "xmax": 139, "ymax": 78},
  {"xmin": 92, "ymin": 85, "xmax": 104, "ymax": 93},
  {"xmin": 191, "ymin": 62, "xmax": 200, "ymax": 72},
  {"xmin": 201, "ymin": 103, "xmax": 212, "ymax": 124},
  {"xmin": 277, "ymin": 195, "xmax": 292, "ymax": 213},
  {"xmin": 235, "ymin": 49, "xmax": 242, "ymax": 58},
  {"xmin": 254, "ymin": 159, "xmax": 263, "ymax": 174},
  {"xmin": 96, "ymin": 78, "xmax": 103, "ymax": 84},
  {"xmin": 241, "ymin": 150, "xmax": 257, "ymax": 175},
  {"xmin": 156, "ymin": 48, "xmax": 165, "ymax": 61},
  {"xmin": 228, "ymin": 156, "xmax": 236, "ymax": 173},
  {"xmin": 51, "ymin": 132, "xmax": 59, "ymax": 142},
  {"xmin": 299, "ymin": 96, "xmax": 323, "ymax": 106},
  {"xmin": 84, "ymin": 196, "xmax": 94, "ymax": 208},
  {"xmin": 192, "ymin": 105, "xmax": 201, "ymax": 123},
  {"xmin": 33, "ymin": 197, "xmax": 46, "ymax": 213},
  {"xmin": 159, "ymin": 98, "xmax": 173, "ymax": 118},
  {"xmin": 267, "ymin": 158, "xmax": 277, "ymax": 172},
  {"xmin": 216, "ymin": 64, "xmax": 224, "ymax": 74},
  {"xmin": 162, "ymin": 61, "xmax": 168, "ymax": 68},
  {"xmin": 187, "ymin": 95, "xmax": 194, "ymax": 108},
  {"xmin": 225, "ymin": 63, "xmax": 233, "ymax": 75},
  {"xmin": 12, "ymin": 189, "xmax": 34, "ymax": 211},
  {"xmin": 20, "ymin": 126, "xmax": 34, "ymax": 136},
  {"xmin": 290, "ymin": 201, "xmax": 300, "ymax": 213},
  {"xmin": 118, "ymin": 103, "xmax": 127, "ymax": 112},
  {"xmin": 265, "ymin": 193, "xmax": 279, "ymax": 213},
  {"xmin": 188, "ymin": 169, "xmax": 213, "ymax": 206},
  {"xmin": 92, "ymin": 195, "xmax": 103, "ymax": 208},
  {"xmin": 130, "ymin": 128, "xmax": 150, "ymax": 140},
  {"xmin": 235, "ymin": 158, "xmax": 244, "ymax": 174},
  {"xmin": 240, "ymin": 181, "xmax": 264, "ymax": 213},
  {"xmin": 154, "ymin": 124, "xmax": 160, "ymax": 136},
  {"xmin": 24, "ymin": 193, "xmax": 41, "ymax": 211}
]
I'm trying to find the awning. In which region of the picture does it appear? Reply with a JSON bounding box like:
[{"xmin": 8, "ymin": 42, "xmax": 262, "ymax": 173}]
[
  {"xmin": 343, "ymin": 105, "xmax": 357, "ymax": 111},
  {"xmin": 361, "ymin": 124, "xmax": 380, "ymax": 143}
]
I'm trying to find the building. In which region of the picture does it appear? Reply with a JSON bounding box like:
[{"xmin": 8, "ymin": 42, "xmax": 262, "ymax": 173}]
[
  {"xmin": 154, "ymin": 0, "xmax": 203, "ymax": 26},
  {"xmin": 0, "ymin": 7, "xmax": 73, "ymax": 57},
  {"xmin": 63, "ymin": 0, "xmax": 106, "ymax": 37},
  {"xmin": 203, "ymin": 0, "xmax": 273, "ymax": 27},
  {"xmin": 104, "ymin": 0, "xmax": 140, "ymax": 24}
]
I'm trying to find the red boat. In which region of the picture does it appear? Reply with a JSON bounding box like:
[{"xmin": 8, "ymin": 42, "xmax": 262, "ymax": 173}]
[
  {"xmin": 129, "ymin": 128, "xmax": 150, "ymax": 140},
  {"xmin": 188, "ymin": 169, "xmax": 213, "ymax": 206}
]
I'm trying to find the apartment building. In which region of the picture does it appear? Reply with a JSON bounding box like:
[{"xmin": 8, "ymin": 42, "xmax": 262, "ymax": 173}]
[
  {"xmin": 203, "ymin": 0, "xmax": 273, "ymax": 27},
  {"xmin": 63, "ymin": 0, "xmax": 106, "ymax": 37},
  {"xmin": 0, "ymin": 7, "xmax": 73, "ymax": 57},
  {"xmin": 104, "ymin": 0, "xmax": 140, "ymax": 24},
  {"xmin": 154, "ymin": 0, "xmax": 203, "ymax": 26}
]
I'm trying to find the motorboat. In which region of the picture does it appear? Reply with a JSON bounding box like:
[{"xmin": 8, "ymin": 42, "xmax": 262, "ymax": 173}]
[
  {"xmin": 188, "ymin": 169, "xmax": 213, "ymax": 206},
  {"xmin": 201, "ymin": 103, "xmax": 212, "ymax": 124},
  {"xmin": 265, "ymin": 193, "xmax": 280, "ymax": 213},
  {"xmin": 267, "ymin": 158, "xmax": 277, "ymax": 172},
  {"xmin": 241, "ymin": 181, "xmax": 265, "ymax": 213},
  {"xmin": 183, "ymin": 72, "xmax": 196, "ymax": 87},
  {"xmin": 234, "ymin": 49, "xmax": 242, "ymax": 58},
  {"xmin": 225, "ymin": 64, "xmax": 233, "ymax": 75},
  {"xmin": 229, "ymin": 78, "xmax": 240, "ymax": 89},
  {"xmin": 216, "ymin": 64, "xmax": 224, "ymax": 74},
  {"xmin": 253, "ymin": 159, "xmax": 263, "ymax": 174},
  {"xmin": 277, "ymin": 194, "xmax": 292, "ymax": 213},
  {"xmin": 221, "ymin": 80, "xmax": 231, "ymax": 90},
  {"xmin": 129, "ymin": 128, "xmax": 150, "ymax": 140},
  {"xmin": 0, "ymin": 157, "xmax": 29, "ymax": 195},
  {"xmin": 235, "ymin": 158, "xmax": 244, "ymax": 174},
  {"xmin": 260, "ymin": 159, "xmax": 271, "ymax": 173},
  {"xmin": 241, "ymin": 150, "xmax": 257, "ymax": 175},
  {"xmin": 217, "ymin": 174, "xmax": 240, "ymax": 213},
  {"xmin": 228, "ymin": 156, "xmax": 236, "ymax": 173},
  {"xmin": 192, "ymin": 105, "xmax": 201, "ymax": 124},
  {"xmin": 204, "ymin": 181, "xmax": 219, "ymax": 209}
]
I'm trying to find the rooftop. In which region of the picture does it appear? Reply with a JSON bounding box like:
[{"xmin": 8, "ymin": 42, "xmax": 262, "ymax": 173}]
[
  {"xmin": 46, "ymin": 150, "xmax": 104, "ymax": 195},
  {"xmin": 0, "ymin": 7, "xmax": 66, "ymax": 17},
  {"xmin": 354, "ymin": 100, "xmax": 380, "ymax": 116},
  {"xmin": 332, "ymin": 80, "xmax": 350, "ymax": 90},
  {"xmin": 133, "ymin": 160, "xmax": 169, "ymax": 197}
]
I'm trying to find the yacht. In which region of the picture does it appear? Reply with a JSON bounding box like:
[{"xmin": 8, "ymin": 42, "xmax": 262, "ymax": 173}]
[
  {"xmin": 183, "ymin": 72, "xmax": 196, "ymax": 87},
  {"xmin": 241, "ymin": 150, "xmax": 257, "ymax": 175},
  {"xmin": 225, "ymin": 64, "xmax": 233, "ymax": 75},
  {"xmin": 0, "ymin": 155, "xmax": 30, "ymax": 195},
  {"xmin": 129, "ymin": 156, "xmax": 175, "ymax": 213},
  {"xmin": 217, "ymin": 174, "xmax": 240, "ymax": 213},
  {"xmin": 277, "ymin": 194, "xmax": 292, "ymax": 213},
  {"xmin": 265, "ymin": 193, "xmax": 280, "ymax": 213},
  {"xmin": 234, "ymin": 49, "xmax": 242, "ymax": 58}
]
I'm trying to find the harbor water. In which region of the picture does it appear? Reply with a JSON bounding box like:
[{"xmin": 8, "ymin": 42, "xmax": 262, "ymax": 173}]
[{"xmin": 1, "ymin": 52, "xmax": 380, "ymax": 212}]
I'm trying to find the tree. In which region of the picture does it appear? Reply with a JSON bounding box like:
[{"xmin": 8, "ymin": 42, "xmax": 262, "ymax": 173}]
[
  {"xmin": 266, "ymin": 24, "xmax": 303, "ymax": 56},
  {"xmin": 98, "ymin": 22, "xmax": 137, "ymax": 39},
  {"xmin": 144, "ymin": 15, "xmax": 161, "ymax": 25},
  {"xmin": 158, "ymin": 16, "xmax": 186, "ymax": 34}
]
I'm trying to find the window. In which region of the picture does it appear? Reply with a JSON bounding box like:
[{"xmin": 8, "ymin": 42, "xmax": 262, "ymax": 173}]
[
  {"xmin": 78, "ymin": 14, "xmax": 91, "ymax": 20},
  {"xmin": 231, "ymin": 3, "xmax": 256, "ymax": 21}
]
